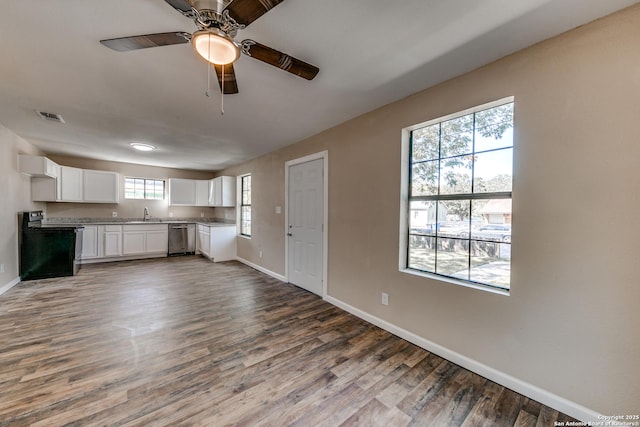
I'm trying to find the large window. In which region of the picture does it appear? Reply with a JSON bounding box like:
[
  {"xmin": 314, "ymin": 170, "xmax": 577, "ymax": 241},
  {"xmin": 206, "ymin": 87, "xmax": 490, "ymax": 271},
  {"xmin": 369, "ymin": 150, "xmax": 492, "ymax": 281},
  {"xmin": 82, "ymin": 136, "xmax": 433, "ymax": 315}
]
[
  {"xmin": 240, "ymin": 174, "xmax": 251, "ymax": 237},
  {"xmin": 402, "ymin": 97, "xmax": 514, "ymax": 292},
  {"xmin": 124, "ymin": 177, "xmax": 165, "ymax": 200}
]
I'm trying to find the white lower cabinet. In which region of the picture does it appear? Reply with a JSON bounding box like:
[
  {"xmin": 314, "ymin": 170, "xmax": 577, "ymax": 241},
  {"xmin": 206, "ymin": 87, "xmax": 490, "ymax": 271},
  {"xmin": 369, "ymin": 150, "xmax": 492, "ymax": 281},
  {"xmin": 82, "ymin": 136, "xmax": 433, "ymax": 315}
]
[
  {"xmin": 123, "ymin": 224, "xmax": 168, "ymax": 255},
  {"xmin": 197, "ymin": 225, "xmax": 211, "ymax": 258},
  {"xmin": 198, "ymin": 224, "xmax": 236, "ymax": 262},
  {"xmin": 81, "ymin": 225, "xmax": 99, "ymax": 259},
  {"xmin": 123, "ymin": 231, "xmax": 146, "ymax": 255},
  {"xmin": 103, "ymin": 225, "xmax": 123, "ymax": 257},
  {"xmin": 79, "ymin": 223, "xmax": 168, "ymax": 263},
  {"xmin": 145, "ymin": 229, "xmax": 169, "ymax": 254}
]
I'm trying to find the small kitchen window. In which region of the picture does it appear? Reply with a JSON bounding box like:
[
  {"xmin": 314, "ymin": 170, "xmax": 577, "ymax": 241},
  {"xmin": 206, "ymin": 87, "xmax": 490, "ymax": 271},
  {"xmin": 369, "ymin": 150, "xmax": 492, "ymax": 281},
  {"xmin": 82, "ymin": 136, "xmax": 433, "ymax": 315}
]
[
  {"xmin": 240, "ymin": 174, "xmax": 251, "ymax": 237},
  {"xmin": 124, "ymin": 177, "xmax": 165, "ymax": 200}
]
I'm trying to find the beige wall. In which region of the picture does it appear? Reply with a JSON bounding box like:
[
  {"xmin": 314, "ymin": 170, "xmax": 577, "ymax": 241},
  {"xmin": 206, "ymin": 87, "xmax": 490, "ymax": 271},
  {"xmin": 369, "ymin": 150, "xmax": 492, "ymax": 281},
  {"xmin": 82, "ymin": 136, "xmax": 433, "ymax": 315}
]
[
  {"xmin": 0, "ymin": 124, "xmax": 45, "ymax": 287},
  {"xmin": 46, "ymin": 155, "xmax": 218, "ymax": 220},
  {"xmin": 220, "ymin": 5, "xmax": 640, "ymax": 415}
]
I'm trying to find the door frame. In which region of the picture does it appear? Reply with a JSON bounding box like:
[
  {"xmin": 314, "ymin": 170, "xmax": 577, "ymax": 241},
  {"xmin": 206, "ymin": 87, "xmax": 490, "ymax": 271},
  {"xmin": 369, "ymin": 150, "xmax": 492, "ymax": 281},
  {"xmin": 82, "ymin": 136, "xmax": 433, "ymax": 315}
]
[{"xmin": 284, "ymin": 150, "xmax": 328, "ymax": 297}]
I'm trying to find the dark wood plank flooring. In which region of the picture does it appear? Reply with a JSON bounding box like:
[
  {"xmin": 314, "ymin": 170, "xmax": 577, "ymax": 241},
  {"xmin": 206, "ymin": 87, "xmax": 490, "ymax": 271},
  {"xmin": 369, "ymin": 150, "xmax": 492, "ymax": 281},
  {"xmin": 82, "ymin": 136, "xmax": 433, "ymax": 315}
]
[{"xmin": 0, "ymin": 257, "xmax": 577, "ymax": 426}]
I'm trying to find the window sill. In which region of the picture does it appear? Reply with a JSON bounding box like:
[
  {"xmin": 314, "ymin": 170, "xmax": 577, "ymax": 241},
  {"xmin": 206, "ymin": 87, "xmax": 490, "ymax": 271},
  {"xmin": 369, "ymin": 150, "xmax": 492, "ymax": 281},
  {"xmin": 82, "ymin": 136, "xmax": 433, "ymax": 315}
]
[{"xmin": 399, "ymin": 267, "xmax": 510, "ymax": 296}]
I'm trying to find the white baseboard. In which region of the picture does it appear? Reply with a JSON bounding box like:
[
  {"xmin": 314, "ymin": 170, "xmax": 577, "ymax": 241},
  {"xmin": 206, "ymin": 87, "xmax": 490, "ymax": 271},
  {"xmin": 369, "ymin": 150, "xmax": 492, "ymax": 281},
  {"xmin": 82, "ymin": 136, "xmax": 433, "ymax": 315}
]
[
  {"xmin": 236, "ymin": 257, "xmax": 287, "ymax": 282},
  {"xmin": 324, "ymin": 295, "xmax": 602, "ymax": 423},
  {"xmin": 0, "ymin": 276, "xmax": 21, "ymax": 296}
]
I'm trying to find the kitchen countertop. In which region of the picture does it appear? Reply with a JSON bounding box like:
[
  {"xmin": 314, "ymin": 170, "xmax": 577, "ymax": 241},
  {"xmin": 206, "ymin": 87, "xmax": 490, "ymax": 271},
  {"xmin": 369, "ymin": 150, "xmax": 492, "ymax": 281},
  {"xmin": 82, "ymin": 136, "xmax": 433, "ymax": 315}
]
[
  {"xmin": 30, "ymin": 224, "xmax": 84, "ymax": 230},
  {"xmin": 44, "ymin": 218, "xmax": 235, "ymax": 227}
]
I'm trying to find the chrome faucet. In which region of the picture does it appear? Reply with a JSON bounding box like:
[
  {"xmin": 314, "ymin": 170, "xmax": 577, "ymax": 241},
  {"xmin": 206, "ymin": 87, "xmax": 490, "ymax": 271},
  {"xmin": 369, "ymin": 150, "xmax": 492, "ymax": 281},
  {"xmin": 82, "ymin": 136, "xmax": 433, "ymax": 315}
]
[{"xmin": 143, "ymin": 207, "xmax": 151, "ymax": 222}]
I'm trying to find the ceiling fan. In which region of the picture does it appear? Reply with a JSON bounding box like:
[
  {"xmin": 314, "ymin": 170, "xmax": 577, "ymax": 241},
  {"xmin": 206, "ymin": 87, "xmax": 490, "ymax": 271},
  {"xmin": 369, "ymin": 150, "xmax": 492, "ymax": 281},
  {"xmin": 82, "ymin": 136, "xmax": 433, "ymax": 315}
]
[{"xmin": 100, "ymin": 0, "xmax": 319, "ymax": 95}]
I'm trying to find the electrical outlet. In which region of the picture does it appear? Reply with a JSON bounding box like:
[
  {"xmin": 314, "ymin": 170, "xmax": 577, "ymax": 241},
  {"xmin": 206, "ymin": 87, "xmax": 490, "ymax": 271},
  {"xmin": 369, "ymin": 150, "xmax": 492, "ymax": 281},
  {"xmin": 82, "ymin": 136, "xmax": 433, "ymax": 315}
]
[
  {"xmin": 381, "ymin": 292, "xmax": 389, "ymax": 306},
  {"xmin": 200, "ymin": 212, "xmax": 204, "ymax": 217},
  {"xmin": 259, "ymin": 250, "xmax": 263, "ymax": 258},
  {"xmin": 0, "ymin": 264, "xmax": 4, "ymax": 273},
  {"xmin": 169, "ymin": 212, "xmax": 174, "ymax": 218},
  {"xmin": 112, "ymin": 211, "xmax": 117, "ymax": 217}
]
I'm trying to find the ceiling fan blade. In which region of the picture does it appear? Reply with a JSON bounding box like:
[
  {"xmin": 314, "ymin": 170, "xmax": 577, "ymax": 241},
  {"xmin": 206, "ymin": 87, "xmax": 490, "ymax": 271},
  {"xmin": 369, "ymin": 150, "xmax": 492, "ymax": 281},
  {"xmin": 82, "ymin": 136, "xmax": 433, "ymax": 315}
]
[
  {"xmin": 225, "ymin": 0, "xmax": 285, "ymax": 26},
  {"xmin": 164, "ymin": 0, "xmax": 196, "ymax": 18},
  {"xmin": 241, "ymin": 40, "xmax": 319, "ymax": 80},
  {"xmin": 100, "ymin": 32, "xmax": 190, "ymax": 52},
  {"xmin": 213, "ymin": 63, "xmax": 239, "ymax": 94}
]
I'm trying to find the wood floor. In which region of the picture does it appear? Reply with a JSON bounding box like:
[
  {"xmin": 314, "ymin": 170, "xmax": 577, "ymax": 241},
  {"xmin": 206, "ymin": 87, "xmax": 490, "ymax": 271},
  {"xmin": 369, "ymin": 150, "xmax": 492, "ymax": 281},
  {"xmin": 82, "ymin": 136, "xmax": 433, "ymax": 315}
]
[{"xmin": 0, "ymin": 257, "xmax": 576, "ymax": 426}]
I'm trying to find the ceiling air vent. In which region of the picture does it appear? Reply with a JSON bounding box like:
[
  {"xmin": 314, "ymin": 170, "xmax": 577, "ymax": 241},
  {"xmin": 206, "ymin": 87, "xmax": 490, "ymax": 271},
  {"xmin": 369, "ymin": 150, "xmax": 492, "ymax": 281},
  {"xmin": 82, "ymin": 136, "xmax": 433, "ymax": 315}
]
[{"xmin": 35, "ymin": 110, "xmax": 65, "ymax": 124}]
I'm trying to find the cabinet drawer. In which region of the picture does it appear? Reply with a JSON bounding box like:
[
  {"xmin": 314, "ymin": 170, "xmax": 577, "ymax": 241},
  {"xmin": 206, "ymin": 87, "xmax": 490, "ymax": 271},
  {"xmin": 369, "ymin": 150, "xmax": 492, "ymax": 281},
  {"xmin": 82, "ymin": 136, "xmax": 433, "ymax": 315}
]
[{"xmin": 104, "ymin": 225, "xmax": 122, "ymax": 232}]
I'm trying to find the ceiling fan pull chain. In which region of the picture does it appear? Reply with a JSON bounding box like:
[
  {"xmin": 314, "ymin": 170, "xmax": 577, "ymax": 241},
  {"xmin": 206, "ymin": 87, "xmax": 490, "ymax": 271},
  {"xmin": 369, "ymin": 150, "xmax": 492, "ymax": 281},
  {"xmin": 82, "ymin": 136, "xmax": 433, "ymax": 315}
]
[
  {"xmin": 221, "ymin": 63, "xmax": 225, "ymax": 115},
  {"xmin": 206, "ymin": 65, "xmax": 211, "ymax": 98},
  {"xmin": 205, "ymin": 41, "xmax": 211, "ymax": 98}
]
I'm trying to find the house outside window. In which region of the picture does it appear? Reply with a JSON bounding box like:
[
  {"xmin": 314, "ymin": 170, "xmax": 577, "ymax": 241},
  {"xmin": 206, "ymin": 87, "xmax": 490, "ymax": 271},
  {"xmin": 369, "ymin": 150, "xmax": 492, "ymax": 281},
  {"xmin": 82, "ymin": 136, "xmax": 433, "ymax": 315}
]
[
  {"xmin": 401, "ymin": 97, "xmax": 514, "ymax": 292},
  {"xmin": 124, "ymin": 177, "xmax": 165, "ymax": 200},
  {"xmin": 240, "ymin": 174, "xmax": 251, "ymax": 237}
]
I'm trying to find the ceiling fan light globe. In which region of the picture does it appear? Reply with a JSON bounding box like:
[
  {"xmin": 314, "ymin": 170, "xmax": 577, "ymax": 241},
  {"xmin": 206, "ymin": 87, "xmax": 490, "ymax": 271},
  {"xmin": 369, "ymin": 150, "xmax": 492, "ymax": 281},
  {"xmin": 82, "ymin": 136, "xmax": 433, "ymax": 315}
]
[{"xmin": 192, "ymin": 30, "xmax": 239, "ymax": 65}]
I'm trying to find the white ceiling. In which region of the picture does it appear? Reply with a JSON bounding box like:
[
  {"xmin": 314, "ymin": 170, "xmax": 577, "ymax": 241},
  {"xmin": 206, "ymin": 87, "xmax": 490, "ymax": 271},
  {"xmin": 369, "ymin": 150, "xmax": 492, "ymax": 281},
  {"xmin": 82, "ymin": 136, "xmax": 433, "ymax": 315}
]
[{"xmin": 0, "ymin": 0, "xmax": 636, "ymax": 171}]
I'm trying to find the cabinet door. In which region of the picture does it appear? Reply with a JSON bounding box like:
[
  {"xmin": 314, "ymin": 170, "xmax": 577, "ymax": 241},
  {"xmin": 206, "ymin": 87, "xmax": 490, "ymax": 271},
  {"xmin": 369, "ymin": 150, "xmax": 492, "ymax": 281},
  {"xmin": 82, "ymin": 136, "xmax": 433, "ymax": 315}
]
[
  {"xmin": 168, "ymin": 178, "xmax": 197, "ymax": 206},
  {"xmin": 31, "ymin": 176, "xmax": 59, "ymax": 201},
  {"xmin": 81, "ymin": 225, "xmax": 99, "ymax": 259},
  {"xmin": 220, "ymin": 176, "xmax": 236, "ymax": 207},
  {"xmin": 195, "ymin": 180, "xmax": 210, "ymax": 206},
  {"xmin": 209, "ymin": 226, "xmax": 237, "ymax": 262},
  {"xmin": 209, "ymin": 176, "xmax": 236, "ymax": 207},
  {"xmin": 198, "ymin": 228, "xmax": 211, "ymax": 257},
  {"xmin": 208, "ymin": 178, "xmax": 219, "ymax": 206},
  {"xmin": 123, "ymin": 232, "xmax": 146, "ymax": 255},
  {"xmin": 104, "ymin": 232, "xmax": 122, "ymax": 257},
  {"xmin": 59, "ymin": 166, "xmax": 83, "ymax": 202},
  {"xmin": 146, "ymin": 230, "xmax": 169, "ymax": 254},
  {"xmin": 83, "ymin": 170, "xmax": 119, "ymax": 203}
]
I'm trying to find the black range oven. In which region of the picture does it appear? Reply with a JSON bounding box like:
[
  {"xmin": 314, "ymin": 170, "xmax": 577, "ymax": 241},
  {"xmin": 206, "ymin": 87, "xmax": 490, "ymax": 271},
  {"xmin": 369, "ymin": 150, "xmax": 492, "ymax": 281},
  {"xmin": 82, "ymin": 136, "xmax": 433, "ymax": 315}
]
[{"xmin": 19, "ymin": 211, "xmax": 83, "ymax": 281}]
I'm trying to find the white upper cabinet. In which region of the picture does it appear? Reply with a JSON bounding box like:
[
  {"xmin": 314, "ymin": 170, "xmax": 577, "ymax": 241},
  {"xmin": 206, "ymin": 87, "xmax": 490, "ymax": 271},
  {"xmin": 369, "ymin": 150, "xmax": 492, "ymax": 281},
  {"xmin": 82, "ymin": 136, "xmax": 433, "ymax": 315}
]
[
  {"xmin": 59, "ymin": 166, "xmax": 83, "ymax": 202},
  {"xmin": 31, "ymin": 176, "xmax": 60, "ymax": 202},
  {"xmin": 168, "ymin": 178, "xmax": 197, "ymax": 206},
  {"xmin": 18, "ymin": 155, "xmax": 58, "ymax": 178},
  {"xmin": 169, "ymin": 178, "xmax": 212, "ymax": 206},
  {"xmin": 209, "ymin": 176, "xmax": 235, "ymax": 207},
  {"xmin": 195, "ymin": 180, "xmax": 210, "ymax": 207},
  {"xmin": 19, "ymin": 155, "xmax": 119, "ymax": 204},
  {"xmin": 83, "ymin": 170, "xmax": 119, "ymax": 203}
]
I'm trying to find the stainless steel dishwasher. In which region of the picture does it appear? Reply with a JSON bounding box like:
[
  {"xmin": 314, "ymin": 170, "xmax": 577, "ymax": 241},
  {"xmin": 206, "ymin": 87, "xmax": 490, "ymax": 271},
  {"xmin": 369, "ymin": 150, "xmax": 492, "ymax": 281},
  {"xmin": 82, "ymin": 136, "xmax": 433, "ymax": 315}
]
[{"xmin": 168, "ymin": 223, "xmax": 196, "ymax": 255}]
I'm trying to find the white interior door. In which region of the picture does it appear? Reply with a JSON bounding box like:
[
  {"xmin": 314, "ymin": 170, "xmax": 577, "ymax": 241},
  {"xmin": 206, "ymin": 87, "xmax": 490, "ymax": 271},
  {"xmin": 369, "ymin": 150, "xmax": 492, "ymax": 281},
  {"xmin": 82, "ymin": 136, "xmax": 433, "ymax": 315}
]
[{"xmin": 287, "ymin": 158, "xmax": 324, "ymax": 296}]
